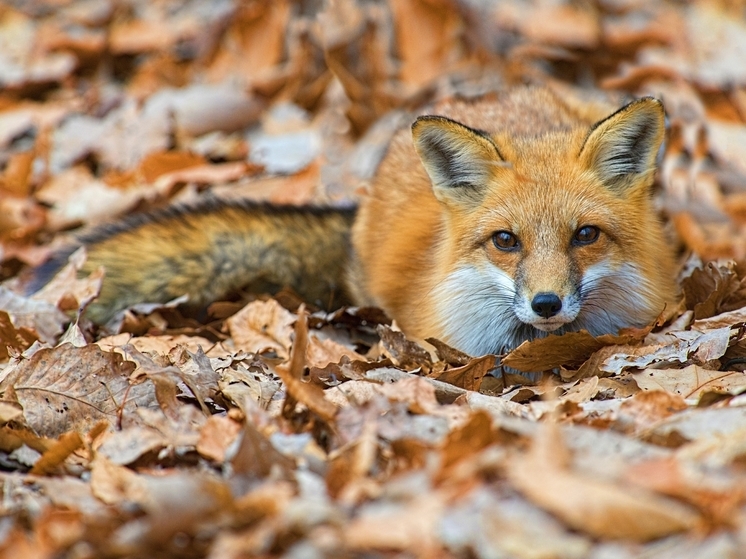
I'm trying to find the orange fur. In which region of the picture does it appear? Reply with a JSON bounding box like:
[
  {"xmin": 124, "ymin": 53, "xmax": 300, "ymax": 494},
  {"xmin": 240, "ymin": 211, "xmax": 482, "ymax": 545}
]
[
  {"xmin": 33, "ymin": 87, "xmax": 678, "ymax": 356},
  {"xmin": 351, "ymin": 87, "xmax": 678, "ymax": 355}
]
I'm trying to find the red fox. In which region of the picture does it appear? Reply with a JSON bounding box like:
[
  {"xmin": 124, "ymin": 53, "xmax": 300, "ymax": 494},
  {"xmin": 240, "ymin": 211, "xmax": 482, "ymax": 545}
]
[{"xmin": 31, "ymin": 87, "xmax": 678, "ymax": 357}]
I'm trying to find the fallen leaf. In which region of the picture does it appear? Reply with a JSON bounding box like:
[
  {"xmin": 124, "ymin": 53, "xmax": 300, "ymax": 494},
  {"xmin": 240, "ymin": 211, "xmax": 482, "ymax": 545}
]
[
  {"xmin": 0, "ymin": 286, "xmax": 68, "ymax": 344},
  {"xmin": 633, "ymin": 364, "xmax": 746, "ymax": 401},
  {"xmin": 600, "ymin": 327, "xmax": 737, "ymax": 375},
  {"xmin": 507, "ymin": 423, "xmax": 700, "ymax": 541},
  {"xmin": 275, "ymin": 307, "xmax": 337, "ymax": 424},
  {"xmin": 378, "ymin": 325, "xmax": 432, "ymax": 372},
  {"xmin": 196, "ymin": 415, "xmax": 242, "ymax": 463},
  {"xmin": 29, "ymin": 431, "xmax": 83, "ymax": 475},
  {"xmin": 433, "ymin": 354, "xmax": 494, "ymax": 392},
  {"xmin": 503, "ymin": 328, "xmax": 650, "ymax": 373},
  {"xmin": 616, "ymin": 390, "xmax": 688, "ymax": 435},
  {"xmin": 344, "ymin": 495, "xmax": 444, "ymax": 552},
  {"xmin": 90, "ymin": 454, "xmax": 150, "ymax": 505},
  {"xmin": 0, "ymin": 310, "xmax": 38, "ymax": 361},
  {"xmin": 226, "ymin": 299, "xmax": 295, "ymax": 358},
  {"xmin": 0, "ymin": 343, "xmax": 158, "ymax": 438},
  {"xmin": 682, "ymin": 261, "xmax": 746, "ymax": 320}
]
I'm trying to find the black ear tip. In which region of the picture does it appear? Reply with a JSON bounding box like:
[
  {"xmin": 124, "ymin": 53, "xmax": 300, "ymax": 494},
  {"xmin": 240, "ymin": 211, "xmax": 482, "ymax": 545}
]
[
  {"xmin": 412, "ymin": 115, "xmax": 451, "ymax": 131},
  {"xmin": 411, "ymin": 117, "xmax": 425, "ymax": 132},
  {"xmin": 634, "ymin": 96, "xmax": 665, "ymax": 117}
]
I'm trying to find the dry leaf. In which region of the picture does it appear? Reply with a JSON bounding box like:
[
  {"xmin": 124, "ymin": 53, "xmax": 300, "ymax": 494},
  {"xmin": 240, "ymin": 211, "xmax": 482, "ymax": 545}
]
[
  {"xmin": 0, "ymin": 310, "xmax": 38, "ymax": 361},
  {"xmin": 503, "ymin": 328, "xmax": 650, "ymax": 373},
  {"xmin": 633, "ymin": 365, "xmax": 746, "ymax": 401},
  {"xmin": 196, "ymin": 415, "xmax": 242, "ymax": 463},
  {"xmin": 390, "ymin": 0, "xmax": 471, "ymax": 88},
  {"xmin": 0, "ymin": 344, "xmax": 157, "ymax": 438},
  {"xmin": 682, "ymin": 261, "xmax": 746, "ymax": 320},
  {"xmin": 600, "ymin": 327, "xmax": 737, "ymax": 375},
  {"xmin": 275, "ymin": 307, "xmax": 338, "ymax": 424},
  {"xmin": 433, "ymin": 354, "xmax": 494, "ymax": 392},
  {"xmin": 507, "ymin": 423, "xmax": 700, "ymax": 540},
  {"xmin": 29, "ymin": 431, "xmax": 83, "ymax": 475},
  {"xmin": 0, "ymin": 286, "xmax": 68, "ymax": 344},
  {"xmin": 226, "ymin": 299, "xmax": 296, "ymax": 358}
]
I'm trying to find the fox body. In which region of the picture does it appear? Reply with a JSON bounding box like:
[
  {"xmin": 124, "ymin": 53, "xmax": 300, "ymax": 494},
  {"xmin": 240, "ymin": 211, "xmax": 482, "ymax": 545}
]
[{"xmin": 33, "ymin": 87, "xmax": 677, "ymax": 356}]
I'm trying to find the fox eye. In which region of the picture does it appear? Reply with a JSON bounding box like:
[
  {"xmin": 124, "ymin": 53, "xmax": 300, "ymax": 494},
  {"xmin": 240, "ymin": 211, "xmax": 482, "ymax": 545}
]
[
  {"xmin": 573, "ymin": 225, "xmax": 600, "ymax": 245},
  {"xmin": 492, "ymin": 230, "xmax": 519, "ymax": 251}
]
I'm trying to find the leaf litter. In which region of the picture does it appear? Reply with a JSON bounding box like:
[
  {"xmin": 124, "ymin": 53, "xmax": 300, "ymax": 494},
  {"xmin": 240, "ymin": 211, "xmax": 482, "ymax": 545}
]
[{"xmin": 2, "ymin": 0, "xmax": 746, "ymax": 557}]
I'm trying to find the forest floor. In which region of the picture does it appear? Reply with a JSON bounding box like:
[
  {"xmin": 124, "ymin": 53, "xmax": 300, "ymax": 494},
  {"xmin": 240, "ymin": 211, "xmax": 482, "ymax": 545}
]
[{"xmin": 2, "ymin": 0, "xmax": 746, "ymax": 557}]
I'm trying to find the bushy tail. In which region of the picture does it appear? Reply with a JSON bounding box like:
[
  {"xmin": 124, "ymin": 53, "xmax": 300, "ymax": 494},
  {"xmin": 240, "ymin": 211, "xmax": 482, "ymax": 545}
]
[{"xmin": 30, "ymin": 200, "xmax": 356, "ymax": 324}]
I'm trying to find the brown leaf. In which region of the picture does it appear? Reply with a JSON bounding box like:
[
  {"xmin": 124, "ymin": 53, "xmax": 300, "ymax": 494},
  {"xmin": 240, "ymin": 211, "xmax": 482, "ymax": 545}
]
[
  {"xmin": 137, "ymin": 150, "xmax": 206, "ymax": 183},
  {"xmin": 0, "ymin": 150, "xmax": 34, "ymax": 196},
  {"xmin": 644, "ymin": 406, "xmax": 746, "ymax": 447},
  {"xmin": 275, "ymin": 307, "xmax": 338, "ymax": 424},
  {"xmin": 145, "ymin": 161, "xmax": 252, "ymax": 192},
  {"xmin": 95, "ymin": 425, "xmax": 168, "ymax": 466},
  {"xmin": 616, "ymin": 390, "xmax": 688, "ymax": 435},
  {"xmin": 0, "ymin": 286, "xmax": 68, "ymax": 344},
  {"xmin": 439, "ymin": 410, "xmax": 494, "ymax": 473},
  {"xmin": 503, "ymin": 328, "xmax": 650, "ymax": 373},
  {"xmin": 327, "ymin": 420, "xmax": 378, "ymax": 500},
  {"xmin": 667, "ymin": 5, "xmax": 746, "ymax": 89},
  {"xmin": 682, "ymin": 261, "xmax": 746, "ymax": 320},
  {"xmin": 390, "ymin": 0, "xmax": 473, "ymax": 88},
  {"xmin": 433, "ymin": 354, "xmax": 494, "ymax": 392},
  {"xmin": 170, "ymin": 346, "xmax": 221, "ymax": 405},
  {"xmin": 197, "ymin": 415, "xmax": 242, "ymax": 463},
  {"xmin": 625, "ymin": 458, "xmax": 745, "ymax": 528},
  {"xmin": 29, "ymin": 431, "xmax": 83, "ymax": 475},
  {"xmin": 206, "ymin": 0, "xmax": 290, "ymax": 83},
  {"xmin": 600, "ymin": 327, "xmax": 737, "ymax": 375},
  {"xmin": 344, "ymin": 495, "xmax": 444, "ymax": 552},
  {"xmin": 0, "ymin": 401, "xmax": 24, "ymax": 425},
  {"xmin": 425, "ymin": 337, "xmax": 472, "ymax": 366},
  {"xmin": 31, "ymin": 247, "xmax": 103, "ymax": 314},
  {"xmin": 693, "ymin": 307, "xmax": 746, "ymax": 330},
  {"xmin": 90, "ymin": 455, "xmax": 150, "ymax": 506},
  {"xmin": 226, "ymin": 299, "xmax": 295, "ymax": 358},
  {"xmin": 109, "ymin": 19, "xmax": 178, "ymax": 55},
  {"xmin": 517, "ymin": 4, "xmax": 600, "ymax": 49},
  {"xmin": 231, "ymin": 407, "xmax": 294, "ymax": 479},
  {"xmin": 377, "ymin": 375, "xmax": 442, "ymax": 416},
  {"xmin": 378, "ymin": 325, "xmax": 432, "ymax": 372},
  {"xmin": 507, "ymin": 423, "xmax": 700, "ymax": 540},
  {"xmin": 305, "ymin": 335, "xmax": 365, "ymax": 370},
  {"xmin": 672, "ymin": 213, "xmax": 745, "ymax": 261},
  {"xmin": 124, "ymin": 471, "xmax": 234, "ymax": 546},
  {"xmin": 633, "ymin": 364, "xmax": 746, "ymax": 401},
  {"xmin": 0, "ymin": 196, "xmax": 46, "ymax": 248},
  {"xmin": 0, "ymin": 343, "xmax": 158, "ymax": 438},
  {"xmin": 123, "ymin": 345, "xmax": 207, "ymax": 418},
  {"xmin": 0, "ymin": 310, "xmax": 38, "ymax": 361},
  {"xmin": 35, "ymin": 166, "xmax": 149, "ymax": 231}
]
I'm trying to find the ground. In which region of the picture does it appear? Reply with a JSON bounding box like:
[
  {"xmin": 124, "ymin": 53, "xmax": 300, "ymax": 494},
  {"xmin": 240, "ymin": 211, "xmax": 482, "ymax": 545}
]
[{"xmin": 1, "ymin": 0, "xmax": 746, "ymax": 557}]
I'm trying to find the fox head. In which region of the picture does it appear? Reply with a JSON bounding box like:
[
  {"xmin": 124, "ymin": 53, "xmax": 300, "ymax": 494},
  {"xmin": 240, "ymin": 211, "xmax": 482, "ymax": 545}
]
[{"xmin": 411, "ymin": 97, "xmax": 674, "ymax": 355}]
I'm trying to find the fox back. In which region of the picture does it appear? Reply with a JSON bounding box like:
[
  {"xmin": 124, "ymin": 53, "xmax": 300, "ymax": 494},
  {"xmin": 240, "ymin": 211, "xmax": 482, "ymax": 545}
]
[{"xmin": 350, "ymin": 87, "xmax": 678, "ymax": 356}]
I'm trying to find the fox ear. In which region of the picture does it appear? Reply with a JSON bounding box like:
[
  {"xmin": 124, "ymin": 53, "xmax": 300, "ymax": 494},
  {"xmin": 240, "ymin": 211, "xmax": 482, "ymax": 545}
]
[
  {"xmin": 412, "ymin": 116, "xmax": 503, "ymax": 206},
  {"xmin": 580, "ymin": 97, "xmax": 665, "ymax": 193}
]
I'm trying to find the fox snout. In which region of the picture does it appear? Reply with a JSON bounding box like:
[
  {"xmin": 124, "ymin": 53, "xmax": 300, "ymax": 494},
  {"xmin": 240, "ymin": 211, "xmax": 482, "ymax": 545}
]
[
  {"xmin": 515, "ymin": 288, "xmax": 581, "ymax": 332},
  {"xmin": 531, "ymin": 292, "xmax": 563, "ymax": 318}
]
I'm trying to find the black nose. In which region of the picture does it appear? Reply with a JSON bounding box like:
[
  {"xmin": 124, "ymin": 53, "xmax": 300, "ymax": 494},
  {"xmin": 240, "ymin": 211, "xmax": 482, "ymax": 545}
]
[{"xmin": 531, "ymin": 292, "xmax": 562, "ymax": 318}]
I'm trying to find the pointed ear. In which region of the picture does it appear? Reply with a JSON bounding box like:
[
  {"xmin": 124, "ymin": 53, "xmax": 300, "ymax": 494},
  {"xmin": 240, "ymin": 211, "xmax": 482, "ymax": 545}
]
[
  {"xmin": 580, "ymin": 97, "xmax": 665, "ymax": 192},
  {"xmin": 412, "ymin": 116, "xmax": 503, "ymax": 207}
]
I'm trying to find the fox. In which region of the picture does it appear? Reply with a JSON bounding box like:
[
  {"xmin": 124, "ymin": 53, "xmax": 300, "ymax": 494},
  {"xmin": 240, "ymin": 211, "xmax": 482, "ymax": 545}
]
[{"xmin": 30, "ymin": 87, "xmax": 678, "ymax": 357}]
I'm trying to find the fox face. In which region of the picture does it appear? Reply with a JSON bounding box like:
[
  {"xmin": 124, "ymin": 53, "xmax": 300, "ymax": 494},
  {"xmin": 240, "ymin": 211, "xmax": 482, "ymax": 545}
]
[{"xmin": 411, "ymin": 97, "xmax": 675, "ymax": 356}]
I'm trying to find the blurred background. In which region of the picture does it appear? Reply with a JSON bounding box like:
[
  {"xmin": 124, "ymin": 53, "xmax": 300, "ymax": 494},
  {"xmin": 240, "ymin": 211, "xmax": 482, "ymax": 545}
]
[{"xmin": 1, "ymin": 0, "xmax": 745, "ymax": 279}]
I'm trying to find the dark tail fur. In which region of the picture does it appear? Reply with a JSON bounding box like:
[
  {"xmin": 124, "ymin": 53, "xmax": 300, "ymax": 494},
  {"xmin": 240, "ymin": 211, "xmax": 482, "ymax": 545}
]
[{"xmin": 30, "ymin": 199, "xmax": 357, "ymax": 324}]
